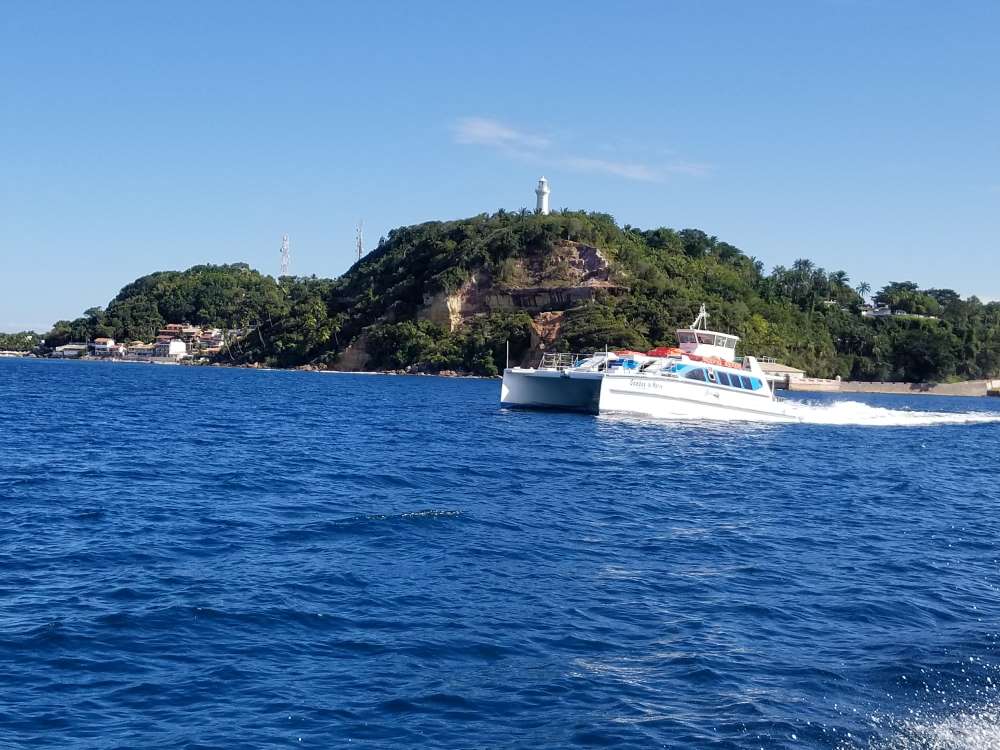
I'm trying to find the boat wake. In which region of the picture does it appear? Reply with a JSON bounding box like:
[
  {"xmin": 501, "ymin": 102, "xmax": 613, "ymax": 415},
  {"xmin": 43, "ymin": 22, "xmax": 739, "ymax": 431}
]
[
  {"xmin": 841, "ymin": 707, "xmax": 1000, "ymax": 750},
  {"xmin": 781, "ymin": 400, "xmax": 1000, "ymax": 427}
]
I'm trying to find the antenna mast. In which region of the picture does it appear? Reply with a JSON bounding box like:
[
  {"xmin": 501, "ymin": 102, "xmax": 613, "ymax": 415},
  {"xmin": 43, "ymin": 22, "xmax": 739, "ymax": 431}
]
[
  {"xmin": 279, "ymin": 234, "xmax": 290, "ymax": 277},
  {"xmin": 356, "ymin": 221, "xmax": 364, "ymax": 262},
  {"xmin": 691, "ymin": 303, "xmax": 709, "ymax": 330}
]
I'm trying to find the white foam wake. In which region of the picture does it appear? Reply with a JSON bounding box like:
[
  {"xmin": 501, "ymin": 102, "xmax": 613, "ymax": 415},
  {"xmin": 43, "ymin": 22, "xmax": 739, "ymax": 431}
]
[
  {"xmin": 780, "ymin": 400, "xmax": 1000, "ymax": 427},
  {"xmin": 846, "ymin": 709, "xmax": 1000, "ymax": 749},
  {"xmin": 894, "ymin": 710, "xmax": 1000, "ymax": 749}
]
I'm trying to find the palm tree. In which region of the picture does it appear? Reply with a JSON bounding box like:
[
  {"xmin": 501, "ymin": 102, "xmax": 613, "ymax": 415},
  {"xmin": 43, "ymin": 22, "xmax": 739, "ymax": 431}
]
[
  {"xmin": 855, "ymin": 281, "xmax": 872, "ymax": 300},
  {"xmin": 791, "ymin": 258, "xmax": 815, "ymax": 274},
  {"xmin": 791, "ymin": 259, "xmax": 815, "ymax": 304}
]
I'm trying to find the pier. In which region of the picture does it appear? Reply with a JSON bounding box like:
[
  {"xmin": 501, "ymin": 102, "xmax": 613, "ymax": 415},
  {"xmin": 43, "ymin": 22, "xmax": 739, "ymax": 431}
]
[
  {"xmin": 758, "ymin": 357, "xmax": 997, "ymax": 397},
  {"xmin": 783, "ymin": 378, "xmax": 993, "ymax": 397}
]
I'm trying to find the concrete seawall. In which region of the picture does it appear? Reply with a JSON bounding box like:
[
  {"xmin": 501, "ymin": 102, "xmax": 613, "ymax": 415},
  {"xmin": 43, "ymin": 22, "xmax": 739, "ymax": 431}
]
[{"xmin": 785, "ymin": 378, "xmax": 989, "ymax": 397}]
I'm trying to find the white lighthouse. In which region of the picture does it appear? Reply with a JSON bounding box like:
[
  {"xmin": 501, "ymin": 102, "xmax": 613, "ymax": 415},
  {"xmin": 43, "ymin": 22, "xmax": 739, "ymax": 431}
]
[{"xmin": 535, "ymin": 176, "xmax": 550, "ymax": 215}]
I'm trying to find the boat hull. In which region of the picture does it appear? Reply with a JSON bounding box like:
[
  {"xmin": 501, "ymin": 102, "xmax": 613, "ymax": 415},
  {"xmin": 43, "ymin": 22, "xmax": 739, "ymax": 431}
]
[
  {"xmin": 501, "ymin": 368, "xmax": 602, "ymax": 413},
  {"xmin": 599, "ymin": 374, "xmax": 797, "ymax": 423}
]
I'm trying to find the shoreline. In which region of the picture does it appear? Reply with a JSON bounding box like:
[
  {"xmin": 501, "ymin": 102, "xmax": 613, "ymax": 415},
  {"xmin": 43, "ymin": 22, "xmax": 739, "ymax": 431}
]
[
  {"xmin": 11, "ymin": 356, "xmax": 996, "ymax": 392},
  {"xmin": 11, "ymin": 355, "xmax": 500, "ymax": 379}
]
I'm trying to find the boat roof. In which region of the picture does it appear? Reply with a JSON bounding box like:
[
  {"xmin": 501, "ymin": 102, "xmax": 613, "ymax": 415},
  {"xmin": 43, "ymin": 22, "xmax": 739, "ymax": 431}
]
[
  {"xmin": 676, "ymin": 327, "xmax": 740, "ymax": 341},
  {"xmin": 682, "ymin": 304, "xmax": 740, "ymax": 341}
]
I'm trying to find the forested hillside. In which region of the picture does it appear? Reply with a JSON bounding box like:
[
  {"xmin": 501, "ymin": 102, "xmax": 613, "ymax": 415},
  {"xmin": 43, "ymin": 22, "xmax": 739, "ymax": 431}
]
[
  {"xmin": 0, "ymin": 332, "xmax": 40, "ymax": 351},
  {"xmin": 42, "ymin": 211, "xmax": 1000, "ymax": 382},
  {"xmin": 44, "ymin": 263, "xmax": 287, "ymax": 347}
]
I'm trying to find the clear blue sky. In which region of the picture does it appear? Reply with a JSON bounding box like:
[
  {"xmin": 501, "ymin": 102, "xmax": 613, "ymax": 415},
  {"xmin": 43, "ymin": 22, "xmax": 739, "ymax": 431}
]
[{"xmin": 2, "ymin": 1, "xmax": 998, "ymax": 331}]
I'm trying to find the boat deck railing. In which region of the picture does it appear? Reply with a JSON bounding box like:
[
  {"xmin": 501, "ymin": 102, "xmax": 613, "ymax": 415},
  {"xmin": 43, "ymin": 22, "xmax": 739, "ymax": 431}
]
[
  {"xmin": 538, "ymin": 352, "xmax": 586, "ymax": 370},
  {"xmin": 537, "ymin": 352, "xmax": 646, "ymax": 371}
]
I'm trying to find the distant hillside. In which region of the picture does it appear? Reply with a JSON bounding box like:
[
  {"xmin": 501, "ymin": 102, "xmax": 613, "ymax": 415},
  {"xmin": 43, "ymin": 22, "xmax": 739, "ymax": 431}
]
[
  {"xmin": 44, "ymin": 263, "xmax": 287, "ymax": 347},
  {"xmin": 45, "ymin": 211, "xmax": 1000, "ymax": 382}
]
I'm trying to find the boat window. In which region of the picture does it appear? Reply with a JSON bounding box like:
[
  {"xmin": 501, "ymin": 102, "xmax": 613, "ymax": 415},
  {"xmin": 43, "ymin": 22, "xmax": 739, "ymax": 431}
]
[
  {"xmin": 748, "ymin": 377, "xmax": 762, "ymax": 390},
  {"xmin": 706, "ymin": 369, "xmax": 717, "ymax": 382},
  {"xmin": 717, "ymin": 371, "xmax": 731, "ymax": 387},
  {"xmin": 678, "ymin": 332, "xmax": 696, "ymax": 344},
  {"xmin": 739, "ymin": 375, "xmax": 752, "ymax": 389},
  {"xmin": 696, "ymin": 332, "xmax": 715, "ymax": 345},
  {"xmin": 686, "ymin": 368, "xmax": 707, "ymax": 382}
]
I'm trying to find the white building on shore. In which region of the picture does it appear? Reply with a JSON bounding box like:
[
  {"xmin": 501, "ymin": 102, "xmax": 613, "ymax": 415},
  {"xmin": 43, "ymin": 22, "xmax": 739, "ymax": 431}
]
[
  {"xmin": 53, "ymin": 344, "xmax": 88, "ymax": 358},
  {"xmin": 91, "ymin": 337, "xmax": 121, "ymax": 357},
  {"xmin": 153, "ymin": 339, "xmax": 188, "ymax": 359}
]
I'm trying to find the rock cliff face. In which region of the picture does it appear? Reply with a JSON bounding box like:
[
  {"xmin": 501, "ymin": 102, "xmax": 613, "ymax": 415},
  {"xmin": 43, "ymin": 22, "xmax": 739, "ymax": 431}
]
[
  {"xmin": 418, "ymin": 240, "xmax": 623, "ymax": 332},
  {"xmin": 333, "ymin": 333, "xmax": 372, "ymax": 371},
  {"xmin": 526, "ymin": 311, "xmax": 566, "ymax": 365}
]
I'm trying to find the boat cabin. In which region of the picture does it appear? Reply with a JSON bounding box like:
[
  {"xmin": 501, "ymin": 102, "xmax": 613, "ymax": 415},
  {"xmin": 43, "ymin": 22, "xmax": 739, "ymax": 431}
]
[
  {"xmin": 680, "ymin": 365, "xmax": 764, "ymax": 391},
  {"xmin": 676, "ymin": 305, "xmax": 738, "ymax": 361}
]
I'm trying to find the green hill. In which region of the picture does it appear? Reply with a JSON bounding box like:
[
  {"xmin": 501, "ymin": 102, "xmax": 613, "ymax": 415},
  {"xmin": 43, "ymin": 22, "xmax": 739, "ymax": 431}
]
[
  {"xmin": 43, "ymin": 211, "xmax": 1000, "ymax": 382},
  {"xmin": 44, "ymin": 263, "xmax": 288, "ymax": 345}
]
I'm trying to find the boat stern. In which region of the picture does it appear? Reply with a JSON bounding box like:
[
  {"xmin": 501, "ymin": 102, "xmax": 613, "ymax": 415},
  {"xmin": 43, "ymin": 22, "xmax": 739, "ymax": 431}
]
[{"xmin": 500, "ymin": 368, "xmax": 602, "ymax": 413}]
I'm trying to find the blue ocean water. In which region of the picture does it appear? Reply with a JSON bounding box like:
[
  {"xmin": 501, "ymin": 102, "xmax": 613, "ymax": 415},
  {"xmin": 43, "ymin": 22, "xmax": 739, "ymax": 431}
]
[{"xmin": 2, "ymin": 358, "xmax": 1000, "ymax": 749}]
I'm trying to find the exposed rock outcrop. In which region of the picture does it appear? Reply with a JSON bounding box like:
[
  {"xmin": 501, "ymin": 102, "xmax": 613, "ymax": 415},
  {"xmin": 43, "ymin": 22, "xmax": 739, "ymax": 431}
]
[
  {"xmin": 335, "ymin": 240, "xmax": 625, "ymax": 371},
  {"xmin": 332, "ymin": 332, "xmax": 372, "ymax": 371},
  {"xmin": 418, "ymin": 241, "xmax": 624, "ymax": 332},
  {"xmin": 524, "ymin": 311, "xmax": 566, "ymax": 366}
]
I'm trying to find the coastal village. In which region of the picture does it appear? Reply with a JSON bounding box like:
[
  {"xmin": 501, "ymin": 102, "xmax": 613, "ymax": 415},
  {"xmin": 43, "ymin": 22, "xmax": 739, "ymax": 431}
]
[{"xmin": 47, "ymin": 324, "xmax": 231, "ymax": 363}]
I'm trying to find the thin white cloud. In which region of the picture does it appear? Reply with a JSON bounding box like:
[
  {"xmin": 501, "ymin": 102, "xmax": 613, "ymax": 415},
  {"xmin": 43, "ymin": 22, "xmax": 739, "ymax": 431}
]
[
  {"xmin": 562, "ymin": 156, "xmax": 660, "ymax": 182},
  {"xmin": 663, "ymin": 161, "xmax": 713, "ymax": 178},
  {"xmin": 453, "ymin": 117, "xmax": 550, "ymax": 152},
  {"xmin": 452, "ymin": 116, "xmax": 710, "ymax": 183}
]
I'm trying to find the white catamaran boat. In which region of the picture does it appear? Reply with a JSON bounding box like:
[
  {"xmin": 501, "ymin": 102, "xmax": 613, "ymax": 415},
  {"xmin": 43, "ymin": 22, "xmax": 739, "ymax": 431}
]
[{"xmin": 501, "ymin": 305, "xmax": 797, "ymax": 423}]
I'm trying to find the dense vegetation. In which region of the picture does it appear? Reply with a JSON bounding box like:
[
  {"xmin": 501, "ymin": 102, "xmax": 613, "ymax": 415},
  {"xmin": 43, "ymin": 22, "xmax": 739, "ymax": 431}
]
[
  {"xmin": 0, "ymin": 331, "xmax": 40, "ymax": 351},
  {"xmin": 44, "ymin": 263, "xmax": 288, "ymax": 348},
  {"xmin": 41, "ymin": 211, "xmax": 1000, "ymax": 382}
]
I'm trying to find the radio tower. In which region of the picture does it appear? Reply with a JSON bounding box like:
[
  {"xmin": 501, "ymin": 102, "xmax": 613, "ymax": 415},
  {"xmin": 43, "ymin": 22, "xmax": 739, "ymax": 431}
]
[
  {"xmin": 279, "ymin": 234, "xmax": 290, "ymax": 276},
  {"xmin": 355, "ymin": 221, "xmax": 364, "ymax": 262}
]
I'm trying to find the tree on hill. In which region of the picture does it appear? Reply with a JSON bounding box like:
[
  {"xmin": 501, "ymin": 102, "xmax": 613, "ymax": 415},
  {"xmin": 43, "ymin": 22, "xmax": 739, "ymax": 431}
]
[{"xmin": 874, "ymin": 281, "xmax": 943, "ymax": 316}]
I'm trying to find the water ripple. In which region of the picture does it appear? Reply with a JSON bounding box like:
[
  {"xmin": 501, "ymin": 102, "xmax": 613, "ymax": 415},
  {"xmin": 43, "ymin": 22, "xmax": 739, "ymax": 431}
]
[{"xmin": 1, "ymin": 359, "xmax": 999, "ymax": 748}]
